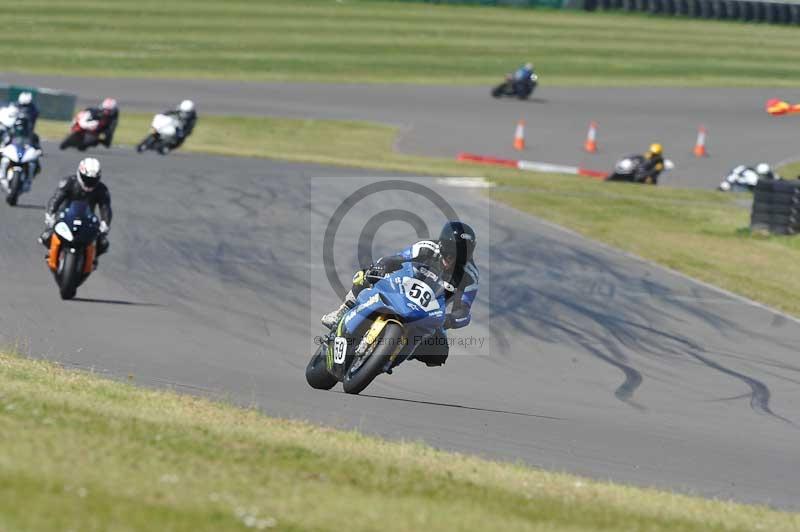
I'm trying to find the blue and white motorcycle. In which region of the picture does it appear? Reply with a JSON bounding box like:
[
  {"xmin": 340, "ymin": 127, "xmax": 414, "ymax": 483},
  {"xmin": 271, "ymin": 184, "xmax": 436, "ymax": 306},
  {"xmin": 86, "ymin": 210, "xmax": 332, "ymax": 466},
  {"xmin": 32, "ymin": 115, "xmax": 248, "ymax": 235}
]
[
  {"xmin": 306, "ymin": 260, "xmax": 450, "ymax": 395},
  {"xmin": 0, "ymin": 136, "xmax": 41, "ymax": 206}
]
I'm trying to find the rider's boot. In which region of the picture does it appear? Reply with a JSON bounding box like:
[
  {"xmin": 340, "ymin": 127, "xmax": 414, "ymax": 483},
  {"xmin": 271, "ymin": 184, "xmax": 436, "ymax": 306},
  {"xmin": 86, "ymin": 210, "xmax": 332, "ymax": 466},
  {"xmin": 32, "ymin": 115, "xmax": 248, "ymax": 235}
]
[
  {"xmin": 38, "ymin": 230, "xmax": 52, "ymax": 249},
  {"xmin": 39, "ymin": 230, "xmax": 52, "ymax": 260},
  {"xmin": 321, "ymin": 290, "xmax": 356, "ymax": 329}
]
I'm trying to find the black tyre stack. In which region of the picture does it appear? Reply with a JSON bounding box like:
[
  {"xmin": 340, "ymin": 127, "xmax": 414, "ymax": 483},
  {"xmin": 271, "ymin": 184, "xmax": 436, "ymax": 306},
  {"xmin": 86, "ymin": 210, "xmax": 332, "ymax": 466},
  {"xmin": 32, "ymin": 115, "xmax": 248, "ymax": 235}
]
[
  {"xmin": 751, "ymin": 180, "xmax": 800, "ymax": 235},
  {"xmin": 584, "ymin": 0, "xmax": 800, "ymax": 25}
]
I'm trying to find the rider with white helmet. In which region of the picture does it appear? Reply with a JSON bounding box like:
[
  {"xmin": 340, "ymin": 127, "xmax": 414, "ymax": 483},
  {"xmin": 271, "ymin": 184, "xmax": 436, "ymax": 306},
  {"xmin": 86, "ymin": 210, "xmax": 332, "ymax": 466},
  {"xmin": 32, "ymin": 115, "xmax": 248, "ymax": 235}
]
[
  {"xmin": 40, "ymin": 157, "xmax": 113, "ymax": 259},
  {"xmin": 162, "ymin": 99, "xmax": 197, "ymax": 151},
  {"xmin": 719, "ymin": 162, "xmax": 780, "ymax": 192},
  {"xmin": 15, "ymin": 92, "xmax": 39, "ymax": 130},
  {"xmin": 755, "ymin": 162, "xmax": 777, "ymax": 181}
]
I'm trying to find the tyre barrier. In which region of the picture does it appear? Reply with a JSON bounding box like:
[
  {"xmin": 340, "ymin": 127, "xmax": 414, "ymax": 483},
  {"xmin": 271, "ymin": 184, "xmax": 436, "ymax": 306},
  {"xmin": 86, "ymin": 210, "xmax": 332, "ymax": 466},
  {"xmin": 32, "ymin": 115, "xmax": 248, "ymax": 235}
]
[
  {"xmin": 0, "ymin": 84, "xmax": 76, "ymax": 121},
  {"xmin": 791, "ymin": 3, "xmax": 800, "ymax": 22},
  {"xmin": 751, "ymin": 180, "xmax": 800, "ymax": 235},
  {"xmin": 583, "ymin": 0, "xmax": 800, "ymax": 24}
]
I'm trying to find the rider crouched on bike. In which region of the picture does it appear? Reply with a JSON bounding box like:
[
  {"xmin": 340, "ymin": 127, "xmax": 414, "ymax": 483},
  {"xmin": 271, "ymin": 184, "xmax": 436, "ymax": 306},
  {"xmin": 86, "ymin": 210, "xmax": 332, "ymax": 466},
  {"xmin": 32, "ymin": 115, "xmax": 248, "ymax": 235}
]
[
  {"xmin": 163, "ymin": 100, "xmax": 197, "ymax": 150},
  {"xmin": 639, "ymin": 143, "xmax": 665, "ymax": 184},
  {"xmin": 15, "ymin": 92, "xmax": 39, "ymax": 131},
  {"xmin": 512, "ymin": 62, "xmax": 535, "ymax": 92},
  {"xmin": 81, "ymin": 98, "xmax": 120, "ymax": 147},
  {"xmin": 322, "ymin": 221, "xmax": 479, "ymax": 367},
  {"xmin": 39, "ymin": 158, "xmax": 112, "ymax": 260},
  {"xmin": 0, "ymin": 118, "xmax": 42, "ymax": 180}
]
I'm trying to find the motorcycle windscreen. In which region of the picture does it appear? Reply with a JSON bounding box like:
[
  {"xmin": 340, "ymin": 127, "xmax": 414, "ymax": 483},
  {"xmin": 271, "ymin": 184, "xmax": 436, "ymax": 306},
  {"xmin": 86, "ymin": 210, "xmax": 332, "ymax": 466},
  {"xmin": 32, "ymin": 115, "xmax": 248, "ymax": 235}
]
[{"xmin": 60, "ymin": 201, "xmax": 100, "ymax": 245}]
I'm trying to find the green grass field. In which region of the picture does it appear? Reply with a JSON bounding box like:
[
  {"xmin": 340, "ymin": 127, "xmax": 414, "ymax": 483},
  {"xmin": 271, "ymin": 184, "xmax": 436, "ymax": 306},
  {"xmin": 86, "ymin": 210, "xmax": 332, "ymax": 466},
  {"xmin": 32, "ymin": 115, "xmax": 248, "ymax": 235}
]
[
  {"xmin": 2, "ymin": 351, "xmax": 798, "ymax": 532},
  {"xmin": 37, "ymin": 114, "xmax": 800, "ymax": 317},
  {"xmin": 5, "ymin": 0, "xmax": 800, "ymax": 86},
  {"xmin": 778, "ymin": 160, "xmax": 800, "ymax": 179}
]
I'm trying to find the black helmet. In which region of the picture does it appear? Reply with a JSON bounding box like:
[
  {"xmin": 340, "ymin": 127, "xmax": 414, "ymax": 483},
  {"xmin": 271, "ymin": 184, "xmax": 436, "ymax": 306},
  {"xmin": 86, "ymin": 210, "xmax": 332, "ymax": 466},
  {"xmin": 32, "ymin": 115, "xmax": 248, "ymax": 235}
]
[{"xmin": 438, "ymin": 221, "xmax": 476, "ymax": 269}]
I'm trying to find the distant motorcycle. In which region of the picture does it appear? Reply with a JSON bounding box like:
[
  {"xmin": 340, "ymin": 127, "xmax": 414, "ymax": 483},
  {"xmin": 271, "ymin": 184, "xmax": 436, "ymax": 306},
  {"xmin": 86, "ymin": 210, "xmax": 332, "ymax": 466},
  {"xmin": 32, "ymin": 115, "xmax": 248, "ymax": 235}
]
[
  {"xmin": 136, "ymin": 113, "xmax": 181, "ymax": 155},
  {"xmin": 718, "ymin": 165, "xmax": 782, "ymax": 192},
  {"xmin": 45, "ymin": 201, "xmax": 101, "ymax": 300},
  {"xmin": 60, "ymin": 110, "xmax": 102, "ymax": 151},
  {"xmin": 0, "ymin": 136, "xmax": 42, "ymax": 206},
  {"xmin": 305, "ymin": 260, "xmax": 449, "ymax": 395},
  {"xmin": 0, "ymin": 105, "xmax": 19, "ymax": 137},
  {"xmin": 492, "ymin": 73, "xmax": 538, "ymax": 100},
  {"xmin": 606, "ymin": 155, "xmax": 674, "ymax": 185}
]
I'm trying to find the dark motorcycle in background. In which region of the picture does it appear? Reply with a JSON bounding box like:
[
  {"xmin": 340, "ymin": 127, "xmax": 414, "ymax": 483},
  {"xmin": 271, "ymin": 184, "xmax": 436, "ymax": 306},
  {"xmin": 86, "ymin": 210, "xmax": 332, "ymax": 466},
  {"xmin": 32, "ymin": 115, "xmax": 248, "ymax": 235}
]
[
  {"xmin": 605, "ymin": 155, "xmax": 674, "ymax": 185},
  {"xmin": 492, "ymin": 73, "xmax": 538, "ymax": 100},
  {"xmin": 46, "ymin": 201, "xmax": 101, "ymax": 300}
]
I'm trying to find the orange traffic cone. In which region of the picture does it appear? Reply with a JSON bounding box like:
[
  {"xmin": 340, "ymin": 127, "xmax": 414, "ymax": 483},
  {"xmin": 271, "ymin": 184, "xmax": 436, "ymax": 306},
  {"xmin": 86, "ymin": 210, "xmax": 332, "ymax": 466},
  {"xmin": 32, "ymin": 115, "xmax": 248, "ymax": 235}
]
[
  {"xmin": 693, "ymin": 125, "xmax": 708, "ymax": 158},
  {"xmin": 584, "ymin": 121, "xmax": 598, "ymax": 153},
  {"xmin": 513, "ymin": 120, "xmax": 525, "ymax": 151}
]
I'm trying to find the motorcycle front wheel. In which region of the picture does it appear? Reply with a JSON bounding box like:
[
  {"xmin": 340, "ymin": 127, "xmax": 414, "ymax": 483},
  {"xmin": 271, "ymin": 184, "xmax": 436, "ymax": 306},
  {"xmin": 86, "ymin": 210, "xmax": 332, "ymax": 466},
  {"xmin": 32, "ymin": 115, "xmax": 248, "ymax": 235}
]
[
  {"xmin": 305, "ymin": 344, "xmax": 338, "ymax": 390},
  {"xmin": 5, "ymin": 171, "xmax": 21, "ymax": 206},
  {"xmin": 342, "ymin": 323, "xmax": 404, "ymax": 395},
  {"xmin": 59, "ymin": 249, "xmax": 84, "ymax": 300},
  {"xmin": 136, "ymin": 135, "xmax": 156, "ymax": 153},
  {"xmin": 59, "ymin": 131, "xmax": 82, "ymax": 150}
]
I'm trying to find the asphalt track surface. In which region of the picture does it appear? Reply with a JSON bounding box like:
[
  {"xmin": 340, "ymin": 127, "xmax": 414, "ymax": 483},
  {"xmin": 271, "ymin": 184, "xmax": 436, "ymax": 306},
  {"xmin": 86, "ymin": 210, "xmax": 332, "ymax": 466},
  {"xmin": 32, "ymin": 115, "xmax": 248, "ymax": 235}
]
[
  {"xmin": 6, "ymin": 73, "xmax": 800, "ymax": 187},
  {"xmin": 1, "ymin": 74, "xmax": 800, "ymax": 509}
]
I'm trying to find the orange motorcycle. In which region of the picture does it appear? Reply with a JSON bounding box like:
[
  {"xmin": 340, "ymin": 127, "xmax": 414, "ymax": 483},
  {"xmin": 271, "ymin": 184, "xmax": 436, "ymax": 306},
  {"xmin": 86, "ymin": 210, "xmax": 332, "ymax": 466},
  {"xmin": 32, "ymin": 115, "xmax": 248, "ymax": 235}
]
[{"xmin": 46, "ymin": 201, "xmax": 100, "ymax": 300}]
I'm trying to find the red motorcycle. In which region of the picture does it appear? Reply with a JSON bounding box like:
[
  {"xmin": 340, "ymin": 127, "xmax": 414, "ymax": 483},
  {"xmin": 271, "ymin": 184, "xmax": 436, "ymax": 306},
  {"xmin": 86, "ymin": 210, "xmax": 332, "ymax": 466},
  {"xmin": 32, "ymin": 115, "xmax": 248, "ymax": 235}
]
[{"xmin": 60, "ymin": 110, "xmax": 104, "ymax": 151}]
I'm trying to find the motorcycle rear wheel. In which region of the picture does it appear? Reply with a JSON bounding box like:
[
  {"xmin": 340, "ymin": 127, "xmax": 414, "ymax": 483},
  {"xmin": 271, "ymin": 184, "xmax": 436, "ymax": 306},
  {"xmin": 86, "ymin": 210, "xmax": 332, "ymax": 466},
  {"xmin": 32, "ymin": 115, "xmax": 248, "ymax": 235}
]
[
  {"xmin": 60, "ymin": 131, "xmax": 82, "ymax": 150},
  {"xmin": 342, "ymin": 323, "xmax": 403, "ymax": 395},
  {"xmin": 305, "ymin": 344, "xmax": 338, "ymax": 390},
  {"xmin": 136, "ymin": 135, "xmax": 156, "ymax": 153}
]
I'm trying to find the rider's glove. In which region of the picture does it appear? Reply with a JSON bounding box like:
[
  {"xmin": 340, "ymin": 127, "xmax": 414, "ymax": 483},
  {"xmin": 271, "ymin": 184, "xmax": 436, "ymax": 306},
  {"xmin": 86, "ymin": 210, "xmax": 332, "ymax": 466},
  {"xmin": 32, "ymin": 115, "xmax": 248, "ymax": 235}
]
[
  {"xmin": 365, "ymin": 264, "xmax": 385, "ymax": 282},
  {"xmin": 44, "ymin": 213, "xmax": 55, "ymax": 228},
  {"xmin": 443, "ymin": 315, "xmax": 455, "ymax": 330},
  {"xmin": 99, "ymin": 221, "xmax": 110, "ymax": 234}
]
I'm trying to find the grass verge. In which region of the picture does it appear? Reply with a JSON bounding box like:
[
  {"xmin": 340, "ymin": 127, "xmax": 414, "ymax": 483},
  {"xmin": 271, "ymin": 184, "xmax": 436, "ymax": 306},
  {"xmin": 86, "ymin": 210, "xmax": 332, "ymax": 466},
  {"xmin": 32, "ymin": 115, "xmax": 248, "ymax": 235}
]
[
  {"xmin": 778, "ymin": 160, "xmax": 800, "ymax": 179},
  {"xmin": 5, "ymin": 0, "xmax": 800, "ymax": 86},
  {"xmin": 38, "ymin": 114, "xmax": 800, "ymax": 317},
  {"xmin": 1, "ymin": 351, "xmax": 798, "ymax": 531}
]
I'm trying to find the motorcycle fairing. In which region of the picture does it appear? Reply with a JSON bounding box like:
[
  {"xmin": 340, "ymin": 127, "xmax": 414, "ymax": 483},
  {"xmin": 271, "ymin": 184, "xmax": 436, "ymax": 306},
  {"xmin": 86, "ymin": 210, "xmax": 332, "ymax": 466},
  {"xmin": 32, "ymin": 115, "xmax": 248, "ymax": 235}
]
[{"xmin": 326, "ymin": 262, "xmax": 447, "ymax": 376}]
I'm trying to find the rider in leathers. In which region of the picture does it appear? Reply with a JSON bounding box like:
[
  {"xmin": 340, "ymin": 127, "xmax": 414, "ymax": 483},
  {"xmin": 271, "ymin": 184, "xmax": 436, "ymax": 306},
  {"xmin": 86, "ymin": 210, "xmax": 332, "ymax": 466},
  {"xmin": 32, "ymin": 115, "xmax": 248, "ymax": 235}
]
[
  {"xmin": 15, "ymin": 92, "xmax": 39, "ymax": 131},
  {"xmin": 39, "ymin": 158, "xmax": 112, "ymax": 259},
  {"xmin": 162, "ymin": 100, "xmax": 197, "ymax": 150},
  {"xmin": 0, "ymin": 118, "xmax": 42, "ymax": 181},
  {"xmin": 639, "ymin": 143, "xmax": 665, "ymax": 184},
  {"xmin": 77, "ymin": 98, "xmax": 120, "ymax": 148},
  {"xmin": 321, "ymin": 221, "xmax": 479, "ymax": 367}
]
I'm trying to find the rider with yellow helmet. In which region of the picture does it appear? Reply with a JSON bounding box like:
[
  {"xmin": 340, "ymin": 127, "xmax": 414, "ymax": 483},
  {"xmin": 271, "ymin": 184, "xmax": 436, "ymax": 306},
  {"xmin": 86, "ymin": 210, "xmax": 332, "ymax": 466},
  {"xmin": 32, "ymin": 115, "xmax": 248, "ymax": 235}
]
[{"xmin": 641, "ymin": 143, "xmax": 665, "ymax": 184}]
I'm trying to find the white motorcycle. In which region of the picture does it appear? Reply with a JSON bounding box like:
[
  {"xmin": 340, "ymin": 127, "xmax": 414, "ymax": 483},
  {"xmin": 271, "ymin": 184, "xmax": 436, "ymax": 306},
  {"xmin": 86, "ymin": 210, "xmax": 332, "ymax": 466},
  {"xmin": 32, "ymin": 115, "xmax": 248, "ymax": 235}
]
[
  {"xmin": 0, "ymin": 105, "xmax": 19, "ymax": 139},
  {"xmin": 135, "ymin": 113, "xmax": 182, "ymax": 155},
  {"xmin": 718, "ymin": 165, "xmax": 780, "ymax": 192},
  {"xmin": 0, "ymin": 136, "xmax": 42, "ymax": 206}
]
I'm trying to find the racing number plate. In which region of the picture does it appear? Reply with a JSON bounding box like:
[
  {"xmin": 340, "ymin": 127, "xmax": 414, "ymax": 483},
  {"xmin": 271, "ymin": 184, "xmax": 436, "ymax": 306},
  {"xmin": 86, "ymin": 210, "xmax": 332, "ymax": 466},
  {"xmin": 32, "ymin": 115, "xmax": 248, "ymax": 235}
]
[
  {"xmin": 401, "ymin": 277, "xmax": 440, "ymax": 311},
  {"xmin": 333, "ymin": 336, "xmax": 347, "ymax": 364}
]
